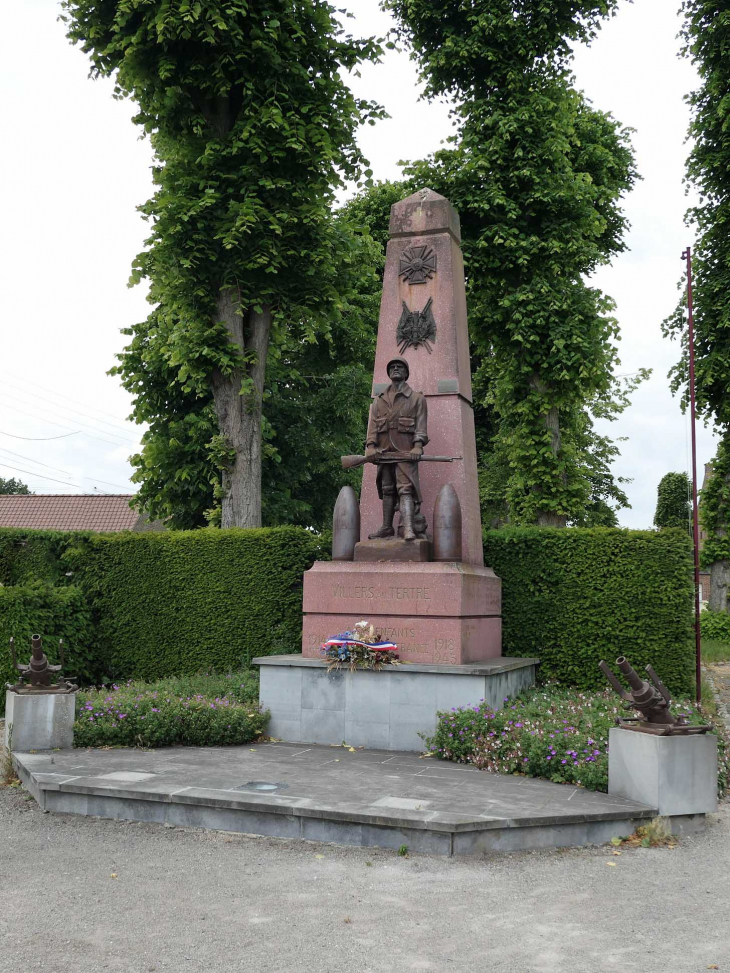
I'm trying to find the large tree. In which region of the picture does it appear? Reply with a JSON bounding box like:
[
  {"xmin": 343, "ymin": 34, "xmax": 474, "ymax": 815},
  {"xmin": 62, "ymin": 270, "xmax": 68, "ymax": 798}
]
[
  {"xmin": 112, "ymin": 217, "xmax": 382, "ymax": 529},
  {"xmin": 62, "ymin": 0, "xmax": 383, "ymax": 527},
  {"xmin": 662, "ymin": 0, "xmax": 730, "ymax": 606},
  {"xmin": 384, "ymin": 0, "xmax": 637, "ymax": 526}
]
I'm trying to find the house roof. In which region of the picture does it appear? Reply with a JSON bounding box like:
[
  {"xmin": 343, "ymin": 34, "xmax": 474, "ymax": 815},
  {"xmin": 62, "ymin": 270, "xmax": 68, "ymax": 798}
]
[{"xmin": 0, "ymin": 495, "xmax": 163, "ymax": 532}]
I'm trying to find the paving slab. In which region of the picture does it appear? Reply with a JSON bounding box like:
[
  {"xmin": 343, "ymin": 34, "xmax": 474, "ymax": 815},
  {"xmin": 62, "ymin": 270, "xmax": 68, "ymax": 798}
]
[{"xmin": 13, "ymin": 742, "xmax": 658, "ymax": 855}]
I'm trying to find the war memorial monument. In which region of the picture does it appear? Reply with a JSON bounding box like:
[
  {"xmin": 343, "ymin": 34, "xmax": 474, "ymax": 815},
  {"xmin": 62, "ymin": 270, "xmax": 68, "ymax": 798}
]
[{"xmin": 256, "ymin": 189, "xmax": 539, "ymax": 749}]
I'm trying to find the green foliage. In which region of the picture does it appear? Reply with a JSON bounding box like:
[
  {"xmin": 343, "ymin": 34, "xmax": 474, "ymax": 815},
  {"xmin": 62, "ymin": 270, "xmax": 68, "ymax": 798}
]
[
  {"xmin": 700, "ymin": 437, "xmax": 730, "ymax": 567},
  {"xmin": 426, "ymin": 682, "xmax": 727, "ymax": 796},
  {"xmin": 701, "ymin": 610, "xmax": 730, "ymax": 645},
  {"xmin": 664, "ymin": 1, "xmax": 730, "ymax": 430},
  {"xmin": 112, "ymin": 220, "xmax": 383, "ymax": 530},
  {"xmin": 385, "ymin": 0, "xmax": 637, "ymax": 525},
  {"xmin": 63, "ymin": 527, "xmax": 325, "ymax": 681},
  {"xmin": 61, "ymin": 0, "xmax": 384, "ymax": 527},
  {"xmin": 74, "ymin": 675, "xmax": 267, "ymax": 748},
  {"xmin": 0, "ymin": 477, "xmax": 31, "ymax": 495},
  {"xmin": 483, "ymin": 527, "xmax": 695, "ymax": 694},
  {"xmin": 0, "ymin": 528, "xmax": 86, "ymax": 585},
  {"xmin": 654, "ymin": 472, "xmax": 692, "ymax": 531},
  {"xmin": 0, "ymin": 581, "xmax": 97, "ymax": 714}
]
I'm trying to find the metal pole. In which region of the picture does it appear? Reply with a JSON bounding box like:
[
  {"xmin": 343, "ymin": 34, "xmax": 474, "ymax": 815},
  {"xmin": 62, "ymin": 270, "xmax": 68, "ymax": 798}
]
[{"xmin": 682, "ymin": 246, "xmax": 702, "ymax": 705}]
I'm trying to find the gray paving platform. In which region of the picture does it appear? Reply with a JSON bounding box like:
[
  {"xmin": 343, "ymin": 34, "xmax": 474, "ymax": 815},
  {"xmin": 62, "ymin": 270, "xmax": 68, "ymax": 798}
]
[{"xmin": 13, "ymin": 742, "xmax": 659, "ymax": 856}]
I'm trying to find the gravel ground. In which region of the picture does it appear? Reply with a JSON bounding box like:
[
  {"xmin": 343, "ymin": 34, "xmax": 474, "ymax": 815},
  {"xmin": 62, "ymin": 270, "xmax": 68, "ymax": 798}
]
[
  {"xmin": 708, "ymin": 662, "xmax": 730, "ymax": 723},
  {"xmin": 1, "ymin": 773, "xmax": 730, "ymax": 973}
]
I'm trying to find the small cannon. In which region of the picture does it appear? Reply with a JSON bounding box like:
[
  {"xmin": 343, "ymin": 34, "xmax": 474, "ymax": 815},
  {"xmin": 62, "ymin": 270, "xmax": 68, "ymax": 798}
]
[
  {"xmin": 6, "ymin": 635, "xmax": 77, "ymax": 695},
  {"xmin": 599, "ymin": 656, "xmax": 707, "ymax": 736}
]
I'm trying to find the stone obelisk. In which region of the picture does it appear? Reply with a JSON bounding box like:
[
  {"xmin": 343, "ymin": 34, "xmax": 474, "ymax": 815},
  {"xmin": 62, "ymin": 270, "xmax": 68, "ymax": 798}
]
[
  {"xmin": 300, "ymin": 189, "xmax": 502, "ymax": 665},
  {"xmin": 359, "ymin": 188, "xmax": 482, "ymax": 565}
]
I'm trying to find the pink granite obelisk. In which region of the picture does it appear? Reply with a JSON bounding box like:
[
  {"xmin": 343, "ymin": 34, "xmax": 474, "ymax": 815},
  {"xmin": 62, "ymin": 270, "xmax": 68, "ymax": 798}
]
[
  {"xmin": 360, "ymin": 188, "xmax": 482, "ymax": 565},
  {"xmin": 301, "ymin": 189, "xmax": 502, "ymax": 665}
]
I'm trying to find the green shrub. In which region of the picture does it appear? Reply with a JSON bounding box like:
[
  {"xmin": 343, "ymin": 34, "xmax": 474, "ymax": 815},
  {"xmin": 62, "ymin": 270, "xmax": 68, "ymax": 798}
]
[
  {"xmin": 426, "ymin": 684, "xmax": 727, "ymax": 797},
  {"xmin": 0, "ymin": 581, "xmax": 97, "ymax": 714},
  {"xmin": 64, "ymin": 526, "xmax": 325, "ymax": 681},
  {"xmin": 701, "ymin": 608, "xmax": 730, "ymax": 644},
  {"xmin": 484, "ymin": 527, "xmax": 695, "ymax": 695},
  {"xmin": 73, "ymin": 674, "xmax": 268, "ymax": 748}
]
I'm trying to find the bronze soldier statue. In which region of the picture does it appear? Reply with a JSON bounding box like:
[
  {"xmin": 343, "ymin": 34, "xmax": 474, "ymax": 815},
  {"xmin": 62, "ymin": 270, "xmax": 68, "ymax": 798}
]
[{"xmin": 365, "ymin": 357, "xmax": 428, "ymax": 541}]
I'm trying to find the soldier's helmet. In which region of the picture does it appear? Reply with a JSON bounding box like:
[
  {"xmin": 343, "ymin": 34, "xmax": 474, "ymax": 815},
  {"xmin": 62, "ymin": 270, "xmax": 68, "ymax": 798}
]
[{"xmin": 386, "ymin": 356, "xmax": 410, "ymax": 379}]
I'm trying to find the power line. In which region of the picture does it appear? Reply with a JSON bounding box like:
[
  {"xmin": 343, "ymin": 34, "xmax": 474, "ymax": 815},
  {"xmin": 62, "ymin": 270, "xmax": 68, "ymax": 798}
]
[
  {"xmin": 0, "ymin": 375, "xmax": 139, "ymax": 437},
  {"xmin": 0, "ymin": 448, "xmax": 133, "ymax": 492},
  {"xmin": 0, "ymin": 447, "xmax": 74, "ymax": 478},
  {"xmin": 0, "ymin": 394, "xmax": 138, "ymax": 447},
  {"xmin": 0, "ymin": 461, "xmax": 88, "ymax": 490},
  {"xmin": 0, "ymin": 401, "xmax": 139, "ymax": 449},
  {"xmin": 0, "ymin": 429, "xmax": 79, "ymax": 441},
  {"xmin": 0, "ymin": 369, "xmax": 134, "ymax": 425}
]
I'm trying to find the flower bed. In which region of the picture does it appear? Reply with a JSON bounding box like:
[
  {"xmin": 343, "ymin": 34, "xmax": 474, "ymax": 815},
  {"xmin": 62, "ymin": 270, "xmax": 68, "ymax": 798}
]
[
  {"xmin": 73, "ymin": 671, "xmax": 268, "ymax": 748},
  {"xmin": 425, "ymin": 684, "xmax": 728, "ymax": 797}
]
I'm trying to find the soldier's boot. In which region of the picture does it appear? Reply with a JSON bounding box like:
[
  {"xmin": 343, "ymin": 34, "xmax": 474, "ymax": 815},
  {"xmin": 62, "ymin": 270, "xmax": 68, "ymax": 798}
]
[
  {"xmin": 400, "ymin": 494, "xmax": 417, "ymax": 541},
  {"xmin": 368, "ymin": 494, "xmax": 396, "ymax": 539}
]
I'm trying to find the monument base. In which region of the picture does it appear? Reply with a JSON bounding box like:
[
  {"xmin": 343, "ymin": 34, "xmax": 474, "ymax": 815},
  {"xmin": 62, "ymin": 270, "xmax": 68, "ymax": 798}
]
[
  {"xmin": 254, "ymin": 655, "xmax": 538, "ymax": 751},
  {"xmin": 354, "ymin": 537, "xmax": 430, "ymax": 562},
  {"xmin": 302, "ymin": 560, "xmax": 502, "ymax": 665},
  {"xmin": 4, "ymin": 691, "xmax": 76, "ymax": 751},
  {"xmin": 608, "ymin": 727, "xmax": 718, "ymax": 819}
]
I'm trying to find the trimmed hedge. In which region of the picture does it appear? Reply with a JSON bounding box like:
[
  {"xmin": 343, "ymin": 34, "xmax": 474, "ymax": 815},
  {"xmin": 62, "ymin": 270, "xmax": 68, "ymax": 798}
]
[
  {"xmin": 0, "ymin": 581, "xmax": 97, "ymax": 713},
  {"xmin": 0, "ymin": 525, "xmax": 694, "ymax": 701},
  {"xmin": 63, "ymin": 527, "xmax": 325, "ymax": 681},
  {"xmin": 483, "ymin": 527, "xmax": 695, "ymax": 695}
]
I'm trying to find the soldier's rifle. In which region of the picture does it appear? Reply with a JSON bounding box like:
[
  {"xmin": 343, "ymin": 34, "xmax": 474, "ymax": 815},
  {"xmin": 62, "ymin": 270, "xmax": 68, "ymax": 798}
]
[{"xmin": 341, "ymin": 452, "xmax": 461, "ymax": 470}]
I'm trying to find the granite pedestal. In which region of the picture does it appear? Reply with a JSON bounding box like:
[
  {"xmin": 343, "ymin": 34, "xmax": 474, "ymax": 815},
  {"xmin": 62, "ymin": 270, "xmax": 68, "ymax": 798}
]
[
  {"xmin": 4, "ymin": 691, "xmax": 76, "ymax": 751},
  {"xmin": 255, "ymin": 655, "xmax": 538, "ymax": 751},
  {"xmin": 608, "ymin": 727, "xmax": 718, "ymax": 820},
  {"xmin": 302, "ymin": 560, "xmax": 502, "ymax": 664}
]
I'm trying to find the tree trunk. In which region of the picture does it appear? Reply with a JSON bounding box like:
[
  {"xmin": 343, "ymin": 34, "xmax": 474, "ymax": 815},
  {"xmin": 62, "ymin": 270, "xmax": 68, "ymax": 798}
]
[
  {"xmin": 530, "ymin": 374, "xmax": 567, "ymax": 527},
  {"xmin": 211, "ymin": 287, "xmax": 271, "ymax": 528},
  {"xmin": 709, "ymin": 560, "xmax": 730, "ymax": 612}
]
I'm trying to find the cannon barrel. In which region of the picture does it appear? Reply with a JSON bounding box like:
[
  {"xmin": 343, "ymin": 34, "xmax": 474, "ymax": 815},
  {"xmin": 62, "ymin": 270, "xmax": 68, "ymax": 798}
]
[
  {"xmin": 599, "ymin": 655, "xmax": 688, "ymax": 730},
  {"xmin": 616, "ymin": 656, "xmax": 645, "ymax": 694}
]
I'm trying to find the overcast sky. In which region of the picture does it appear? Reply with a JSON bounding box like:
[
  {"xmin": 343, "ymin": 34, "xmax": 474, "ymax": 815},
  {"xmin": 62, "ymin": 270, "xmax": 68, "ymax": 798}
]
[{"xmin": 0, "ymin": 0, "xmax": 716, "ymax": 528}]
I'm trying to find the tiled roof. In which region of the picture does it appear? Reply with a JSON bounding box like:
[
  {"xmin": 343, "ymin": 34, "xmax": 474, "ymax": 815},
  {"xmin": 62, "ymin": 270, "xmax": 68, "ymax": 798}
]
[{"xmin": 0, "ymin": 495, "xmax": 163, "ymax": 532}]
